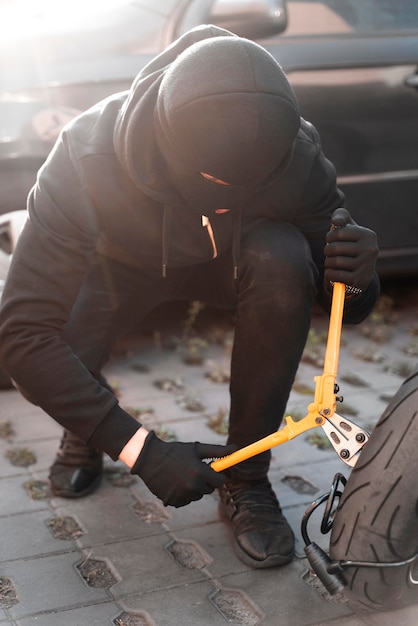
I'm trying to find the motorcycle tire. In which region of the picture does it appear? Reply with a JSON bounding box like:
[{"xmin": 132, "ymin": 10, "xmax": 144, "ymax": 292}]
[{"xmin": 329, "ymin": 363, "xmax": 418, "ymax": 611}]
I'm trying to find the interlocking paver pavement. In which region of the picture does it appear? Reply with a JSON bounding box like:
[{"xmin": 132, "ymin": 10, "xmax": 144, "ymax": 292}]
[{"xmin": 1, "ymin": 286, "xmax": 418, "ymax": 625}]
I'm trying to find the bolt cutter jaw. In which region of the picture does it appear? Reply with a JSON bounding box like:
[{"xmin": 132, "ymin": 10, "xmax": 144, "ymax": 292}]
[{"xmin": 321, "ymin": 414, "xmax": 370, "ymax": 467}]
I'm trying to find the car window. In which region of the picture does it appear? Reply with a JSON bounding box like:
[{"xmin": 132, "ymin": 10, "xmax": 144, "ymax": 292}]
[{"xmin": 283, "ymin": 0, "xmax": 418, "ymax": 36}]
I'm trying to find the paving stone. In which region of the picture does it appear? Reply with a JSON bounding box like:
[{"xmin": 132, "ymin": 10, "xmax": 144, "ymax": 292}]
[
  {"xmin": 54, "ymin": 486, "xmax": 165, "ymax": 548},
  {"xmin": 0, "ymin": 510, "xmax": 74, "ymax": 561},
  {"xmin": 16, "ymin": 439, "xmax": 59, "ymax": 473},
  {"xmin": 166, "ymin": 537, "xmax": 212, "ymax": 570},
  {"xmin": 113, "ymin": 608, "xmax": 157, "ymax": 626},
  {"xmin": 16, "ymin": 601, "xmax": 121, "ymax": 625},
  {"xmin": 0, "ymin": 445, "xmax": 27, "ymax": 479},
  {"xmin": 122, "ymin": 393, "xmax": 199, "ymax": 428},
  {"xmin": 128, "ymin": 474, "xmax": 167, "ymax": 506},
  {"xmin": 2, "ymin": 404, "xmax": 62, "ymax": 444},
  {"xmin": 0, "ymin": 296, "xmax": 417, "ymax": 625},
  {"xmin": 171, "ymin": 520, "xmax": 253, "ymax": 580},
  {"xmin": 269, "ymin": 456, "xmax": 348, "ymax": 508},
  {"xmin": 0, "ymin": 476, "xmax": 49, "ymax": 516},
  {"xmin": 131, "ymin": 495, "xmax": 171, "ymax": 526},
  {"xmin": 315, "ymin": 602, "xmax": 418, "ymax": 626},
  {"xmin": 214, "ymin": 566, "xmax": 354, "ymax": 626},
  {"xmin": 117, "ymin": 580, "xmax": 236, "ymax": 626},
  {"xmin": 4, "ymin": 552, "xmax": 110, "ymax": 619},
  {"xmin": 0, "ymin": 575, "xmax": 19, "ymax": 613},
  {"xmin": 95, "ymin": 534, "xmax": 210, "ymax": 598},
  {"xmin": 164, "ymin": 490, "xmax": 221, "ymax": 532},
  {"xmin": 268, "ymin": 431, "xmax": 337, "ymax": 471},
  {"xmin": 161, "ymin": 415, "xmax": 227, "ymax": 446},
  {"xmin": 0, "ymin": 389, "xmax": 31, "ymax": 418},
  {"xmin": 282, "ymin": 502, "xmax": 333, "ymax": 558},
  {"xmin": 209, "ymin": 586, "xmax": 264, "ymax": 625}
]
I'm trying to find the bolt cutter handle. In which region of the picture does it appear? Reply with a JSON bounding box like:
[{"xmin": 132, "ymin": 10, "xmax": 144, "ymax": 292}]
[{"xmin": 211, "ymin": 282, "xmax": 367, "ymax": 472}]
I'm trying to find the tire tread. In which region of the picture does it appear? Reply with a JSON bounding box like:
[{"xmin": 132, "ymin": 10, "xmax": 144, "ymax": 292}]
[{"xmin": 330, "ymin": 366, "xmax": 418, "ymax": 611}]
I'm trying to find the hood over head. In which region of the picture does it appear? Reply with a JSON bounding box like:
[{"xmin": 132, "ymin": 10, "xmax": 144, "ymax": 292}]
[
  {"xmin": 154, "ymin": 34, "xmax": 300, "ymax": 213},
  {"xmin": 114, "ymin": 25, "xmax": 300, "ymax": 215}
]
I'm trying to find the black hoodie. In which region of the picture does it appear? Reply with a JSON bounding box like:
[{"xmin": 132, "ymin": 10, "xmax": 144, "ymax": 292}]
[{"xmin": 0, "ymin": 25, "xmax": 377, "ymax": 459}]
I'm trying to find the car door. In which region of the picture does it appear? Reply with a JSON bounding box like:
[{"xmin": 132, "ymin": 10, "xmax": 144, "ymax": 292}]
[{"xmin": 257, "ymin": 0, "xmax": 418, "ymax": 276}]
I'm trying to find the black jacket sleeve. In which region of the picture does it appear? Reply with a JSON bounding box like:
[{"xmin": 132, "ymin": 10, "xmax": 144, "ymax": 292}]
[
  {"xmin": 293, "ymin": 121, "xmax": 379, "ymax": 323},
  {"xmin": 0, "ymin": 133, "xmax": 139, "ymax": 459}
]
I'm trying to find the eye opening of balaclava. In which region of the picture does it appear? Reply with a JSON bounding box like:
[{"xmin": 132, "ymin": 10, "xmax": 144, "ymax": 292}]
[{"xmin": 153, "ymin": 34, "xmax": 300, "ymax": 214}]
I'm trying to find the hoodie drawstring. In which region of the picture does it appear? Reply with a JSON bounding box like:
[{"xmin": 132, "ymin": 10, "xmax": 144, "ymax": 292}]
[
  {"xmin": 162, "ymin": 204, "xmax": 172, "ymax": 277},
  {"xmin": 161, "ymin": 204, "xmax": 242, "ymax": 280},
  {"xmin": 232, "ymin": 207, "xmax": 242, "ymax": 280}
]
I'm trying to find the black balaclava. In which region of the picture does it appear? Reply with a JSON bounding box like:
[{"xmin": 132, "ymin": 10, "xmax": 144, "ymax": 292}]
[{"xmin": 154, "ymin": 34, "xmax": 301, "ymax": 215}]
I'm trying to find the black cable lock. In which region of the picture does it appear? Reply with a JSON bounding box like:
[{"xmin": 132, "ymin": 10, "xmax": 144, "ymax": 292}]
[{"xmin": 301, "ymin": 473, "xmax": 418, "ymax": 596}]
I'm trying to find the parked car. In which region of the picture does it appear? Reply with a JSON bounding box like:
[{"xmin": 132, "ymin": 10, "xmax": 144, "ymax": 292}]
[
  {"xmin": 0, "ymin": 209, "xmax": 26, "ymax": 388},
  {"xmin": 1, "ymin": 0, "xmax": 417, "ymax": 277}
]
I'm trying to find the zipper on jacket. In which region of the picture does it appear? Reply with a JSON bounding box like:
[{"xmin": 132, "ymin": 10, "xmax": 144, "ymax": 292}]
[{"xmin": 202, "ymin": 215, "xmax": 218, "ymax": 259}]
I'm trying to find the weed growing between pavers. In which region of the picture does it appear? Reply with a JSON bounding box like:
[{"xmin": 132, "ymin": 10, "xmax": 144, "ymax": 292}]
[
  {"xmin": 154, "ymin": 376, "xmax": 184, "ymax": 392},
  {"xmin": 340, "ymin": 371, "xmax": 370, "ymax": 387},
  {"xmin": 384, "ymin": 360, "xmax": 415, "ymax": 378},
  {"xmin": 337, "ymin": 401, "xmax": 358, "ymax": 417},
  {"xmin": 119, "ymin": 405, "xmax": 178, "ymax": 442},
  {"xmin": 121, "ymin": 405, "xmax": 155, "ymax": 420},
  {"xmin": 361, "ymin": 322, "xmax": 393, "ymax": 343},
  {"xmin": 0, "ymin": 420, "xmax": 15, "ymax": 440},
  {"xmin": 301, "ymin": 328, "xmax": 328, "ymax": 367},
  {"xmin": 206, "ymin": 407, "xmax": 229, "ymax": 435},
  {"xmin": 5, "ymin": 446, "xmax": 36, "ymax": 466},
  {"xmin": 182, "ymin": 300, "xmax": 206, "ymax": 339},
  {"xmin": 46, "ymin": 515, "xmax": 84, "ymax": 540},
  {"xmin": 359, "ymin": 293, "xmax": 403, "ymax": 343},
  {"xmin": 0, "ymin": 577, "xmax": 18, "ymax": 608},
  {"xmin": 114, "ymin": 612, "xmax": 150, "ymax": 626},
  {"xmin": 282, "ymin": 475, "xmax": 318, "ymax": 495},
  {"xmin": 210, "ymin": 589, "xmax": 262, "ymax": 626},
  {"xmin": 23, "ymin": 479, "xmax": 51, "ymax": 500},
  {"xmin": 180, "ymin": 336, "xmax": 209, "ymax": 365},
  {"xmin": 153, "ymin": 425, "xmax": 178, "ymax": 442},
  {"xmin": 166, "ymin": 539, "xmax": 211, "ymax": 569},
  {"xmin": 205, "ymin": 360, "xmax": 230, "ymax": 383},
  {"xmin": 292, "ymin": 381, "xmax": 315, "ymax": 395},
  {"xmin": 132, "ymin": 497, "xmax": 170, "ymax": 524},
  {"xmin": 353, "ymin": 346, "xmax": 384, "ymax": 363},
  {"xmin": 402, "ymin": 337, "xmax": 418, "ymax": 357},
  {"xmin": 130, "ymin": 361, "xmax": 151, "ymax": 373},
  {"xmin": 77, "ymin": 557, "xmax": 118, "ymax": 589},
  {"xmin": 306, "ymin": 432, "xmax": 332, "ymax": 450},
  {"xmin": 175, "ymin": 392, "xmax": 205, "ymax": 412}
]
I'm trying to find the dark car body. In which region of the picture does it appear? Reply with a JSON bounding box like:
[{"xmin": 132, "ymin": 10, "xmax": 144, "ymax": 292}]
[
  {"xmin": 257, "ymin": 0, "xmax": 418, "ymax": 278},
  {"xmin": 1, "ymin": 0, "xmax": 417, "ymax": 277}
]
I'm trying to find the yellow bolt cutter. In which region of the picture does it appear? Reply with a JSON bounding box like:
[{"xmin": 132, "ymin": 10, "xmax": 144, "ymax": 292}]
[{"xmin": 212, "ymin": 282, "xmax": 370, "ymax": 473}]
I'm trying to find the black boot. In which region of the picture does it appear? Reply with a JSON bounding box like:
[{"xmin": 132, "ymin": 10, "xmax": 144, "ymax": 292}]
[
  {"xmin": 49, "ymin": 429, "xmax": 103, "ymax": 498},
  {"xmin": 219, "ymin": 477, "xmax": 294, "ymax": 568}
]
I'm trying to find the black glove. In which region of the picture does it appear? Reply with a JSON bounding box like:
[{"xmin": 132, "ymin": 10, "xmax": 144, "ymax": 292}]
[
  {"xmin": 131, "ymin": 431, "xmax": 237, "ymax": 508},
  {"xmin": 324, "ymin": 208, "xmax": 378, "ymax": 292}
]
